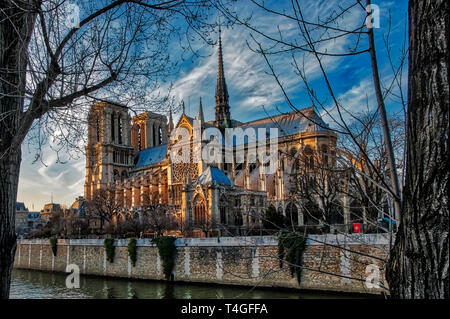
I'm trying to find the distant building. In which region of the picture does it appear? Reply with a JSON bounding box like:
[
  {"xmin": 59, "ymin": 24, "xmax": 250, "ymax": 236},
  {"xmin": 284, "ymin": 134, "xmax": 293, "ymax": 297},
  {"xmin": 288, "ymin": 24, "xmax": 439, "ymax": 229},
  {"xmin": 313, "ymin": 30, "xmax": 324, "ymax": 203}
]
[
  {"xmin": 27, "ymin": 212, "xmax": 46, "ymax": 230},
  {"xmin": 63, "ymin": 196, "xmax": 101, "ymax": 234},
  {"xmin": 40, "ymin": 203, "xmax": 62, "ymax": 222},
  {"xmin": 15, "ymin": 202, "xmax": 29, "ymax": 234},
  {"xmin": 65, "ymin": 196, "xmax": 87, "ymax": 218}
]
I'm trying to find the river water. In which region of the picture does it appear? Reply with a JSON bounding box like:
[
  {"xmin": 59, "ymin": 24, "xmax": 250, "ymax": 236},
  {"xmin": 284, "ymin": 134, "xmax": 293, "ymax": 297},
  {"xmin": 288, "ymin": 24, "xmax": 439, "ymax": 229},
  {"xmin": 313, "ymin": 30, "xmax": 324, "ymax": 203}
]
[{"xmin": 10, "ymin": 269, "xmax": 368, "ymax": 299}]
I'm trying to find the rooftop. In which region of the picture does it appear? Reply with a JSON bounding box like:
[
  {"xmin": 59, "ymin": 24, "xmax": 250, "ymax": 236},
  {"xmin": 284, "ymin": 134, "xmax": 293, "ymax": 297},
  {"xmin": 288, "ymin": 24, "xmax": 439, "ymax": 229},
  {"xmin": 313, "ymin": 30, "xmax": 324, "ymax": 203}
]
[{"xmin": 193, "ymin": 166, "xmax": 232, "ymax": 186}]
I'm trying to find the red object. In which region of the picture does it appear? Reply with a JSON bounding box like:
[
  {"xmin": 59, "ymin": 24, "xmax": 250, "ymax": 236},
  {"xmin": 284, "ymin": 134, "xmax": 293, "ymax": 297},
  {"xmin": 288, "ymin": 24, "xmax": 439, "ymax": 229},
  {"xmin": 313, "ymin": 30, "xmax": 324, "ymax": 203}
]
[{"xmin": 353, "ymin": 223, "xmax": 361, "ymax": 233}]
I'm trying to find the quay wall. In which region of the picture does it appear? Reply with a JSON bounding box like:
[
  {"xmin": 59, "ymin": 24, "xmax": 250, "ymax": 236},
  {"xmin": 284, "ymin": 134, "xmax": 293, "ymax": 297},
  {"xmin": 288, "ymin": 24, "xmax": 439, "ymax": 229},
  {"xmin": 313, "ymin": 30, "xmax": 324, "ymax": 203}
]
[{"xmin": 14, "ymin": 234, "xmax": 390, "ymax": 295}]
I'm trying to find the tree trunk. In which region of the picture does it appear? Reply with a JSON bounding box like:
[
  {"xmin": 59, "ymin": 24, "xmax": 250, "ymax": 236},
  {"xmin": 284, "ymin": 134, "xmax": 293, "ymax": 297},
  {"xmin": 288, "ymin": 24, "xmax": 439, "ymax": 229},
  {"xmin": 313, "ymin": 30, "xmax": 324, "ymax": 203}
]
[
  {"xmin": 0, "ymin": 153, "xmax": 21, "ymax": 299},
  {"xmin": 0, "ymin": 1, "xmax": 37, "ymax": 298},
  {"xmin": 387, "ymin": 0, "xmax": 449, "ymax": 298}
]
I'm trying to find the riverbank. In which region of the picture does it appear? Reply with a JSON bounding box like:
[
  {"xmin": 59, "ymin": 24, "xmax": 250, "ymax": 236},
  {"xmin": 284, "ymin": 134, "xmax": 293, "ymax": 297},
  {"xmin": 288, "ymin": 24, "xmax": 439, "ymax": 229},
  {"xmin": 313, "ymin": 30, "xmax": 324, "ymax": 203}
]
[{"xmin": 14, "ymin": 234, "xmax": 389, "ymax": 295}]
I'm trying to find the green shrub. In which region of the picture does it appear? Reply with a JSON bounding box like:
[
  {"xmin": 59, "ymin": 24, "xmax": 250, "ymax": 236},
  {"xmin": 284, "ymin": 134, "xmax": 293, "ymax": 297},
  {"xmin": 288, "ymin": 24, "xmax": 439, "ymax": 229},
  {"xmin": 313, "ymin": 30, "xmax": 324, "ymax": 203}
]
[
  {"xmin": 128, "ymin": 238, "xmax": 137, "ymax": 267},
  {"xmin": 104, "ymin": 238, "xmax": 115, "ymax": 263},
  {"xmin": 152, "ymin": 236, "xmax": 176, "ymax": 280},
  {"xmin": 278, "ymin": 232, "xmax": 307, "ymax": 284},
  {"xmin": 49, "ymin": 237, "xmax": 57, "ymax": 256}
]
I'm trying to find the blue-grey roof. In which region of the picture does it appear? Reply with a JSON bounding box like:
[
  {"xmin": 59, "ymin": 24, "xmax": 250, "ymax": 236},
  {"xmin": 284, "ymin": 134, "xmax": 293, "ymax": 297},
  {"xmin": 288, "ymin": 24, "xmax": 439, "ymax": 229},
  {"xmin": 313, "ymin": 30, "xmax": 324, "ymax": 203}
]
[
  {"xmin": 193, "ymin": 166, "xmax": 232, "ymax": 186},
  {"xmin": 28, "ymin": 212, "xmax": 41, "ymax": 221},
  {"xmin": 135, "ymin": 144, "xmax": 168, "ymax": 167},
  {"xmin": 202, "ymin": 107, "xmax": 330, "ymax": 147},
  {"xmin": 233, "ymin": 107, "xmax": 329, "ymax": 143},
  {"xmin": 16, "ymin": 202, "xmax": 27, "ymax": 211}
]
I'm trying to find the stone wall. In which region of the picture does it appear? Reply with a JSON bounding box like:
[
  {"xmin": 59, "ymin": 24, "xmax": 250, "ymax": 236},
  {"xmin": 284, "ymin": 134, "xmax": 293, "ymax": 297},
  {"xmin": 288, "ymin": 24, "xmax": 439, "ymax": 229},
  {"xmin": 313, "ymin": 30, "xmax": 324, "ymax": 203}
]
[{"xmin": 14, "ymin": 234, "xmax": 390, "ymax": 295}]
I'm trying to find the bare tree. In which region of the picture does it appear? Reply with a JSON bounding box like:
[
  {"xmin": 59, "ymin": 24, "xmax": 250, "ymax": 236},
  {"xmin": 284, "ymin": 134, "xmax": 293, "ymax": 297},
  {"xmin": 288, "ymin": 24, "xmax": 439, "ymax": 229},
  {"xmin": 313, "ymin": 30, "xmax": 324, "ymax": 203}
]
[
  {"xmin": 142, "ymin": 203, "xmax": 178, "ymax": 238},
  {"xmin": 213, "ymin": 0, "xmax": 408, "ymax": 296},
  {"xmin": 89, "ymin": 185, "xmax": 124, "ymax": 232},
  {"xmin": 216, "ymin": 0, "xmax": 406, "ymax": 221},
  {"xmin": 214, "ymin": 0, "xmax": 448, "ymax": 298},
  {"xmin": 192, "ymin": 213, "xmax": 216, "ymax": 237},
  {"xmin": 0, "ymin": 0, "xmax": 229, "ymax": 298},
  {"xmin": 292, "ymin": 146, "xmax": 345, "ymax": 231}
]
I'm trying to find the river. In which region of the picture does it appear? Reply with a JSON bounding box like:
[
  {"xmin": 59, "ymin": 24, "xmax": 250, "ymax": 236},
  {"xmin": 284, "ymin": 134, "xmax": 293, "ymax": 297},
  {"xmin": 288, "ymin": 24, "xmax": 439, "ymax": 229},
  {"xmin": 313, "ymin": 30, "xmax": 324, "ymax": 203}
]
[{"xmin": 9, "ymin": 269, "xmax": 373, "ymax": 299}]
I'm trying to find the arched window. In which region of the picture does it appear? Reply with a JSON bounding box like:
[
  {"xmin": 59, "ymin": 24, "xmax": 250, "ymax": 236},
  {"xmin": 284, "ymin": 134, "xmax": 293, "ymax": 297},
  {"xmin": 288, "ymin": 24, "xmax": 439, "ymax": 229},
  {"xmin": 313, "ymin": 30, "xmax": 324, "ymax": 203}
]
[
  {"xmin": 250, "ymin": 210, "xmax": 257, "ymax": 224},
  {"xmin": 118, "ymin": 114, "xmax": 123, "ymax": 145},
  {"xmin": 272, "ymin": 177, "xmax": 276, "ymax": 196},
  {"xmin": 159, "ymin": 126, "xmax": 163, "ymax": 145},
  {"xmin": 303, "ymin": 145, "xmax": 314, "ymax": 169},
  {"xmin": 350, "ymin": 200, "xmax": 364, "ymax": 223},
  {"xmin": 113, "ymin": 170, "xmax": 120, "ymax": 182},
  {"xmin": 111, "ymin": 113, "xmax": 115, "ymax": 142},
  {"xmin": 219, "ymin": 195, "xmax": 227, "ymax": 224},
  {"xmin": 321, "ymin": 145, "xmax": 328, "ymax": 167},
  {"xmin": 138, "ymin": 125, "xmax": 142, "ymax": 151},
  {"xmin": 193, "ymin": 195, "xmax": 207, "ymax": 225},
  {"xmin": 121, "ymin": 170, "xmax": 128, "ymax": 182},
  {"xmin": 234, "ymin": 210, "xmax": 243, "ymax": 226},
  {"xmin": 96, "ymin": 117, "xmax": 100, "ymax": 142}
]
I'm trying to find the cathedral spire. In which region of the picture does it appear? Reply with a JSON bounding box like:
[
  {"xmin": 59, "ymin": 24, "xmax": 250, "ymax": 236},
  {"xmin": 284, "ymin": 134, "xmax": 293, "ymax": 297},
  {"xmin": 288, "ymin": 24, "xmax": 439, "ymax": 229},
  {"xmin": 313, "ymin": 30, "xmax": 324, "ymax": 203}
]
[
  {"xmin": 198, "ymin": 97, "xmax": 204, "ymax": 125},
  {"xmin": 182, "ymin": 100, "xmax": 185, "ymax": 115},
  {"xmin": 215, "ymin": 28, "xmax": 231, "ymax": 130},
  {"xmin": 168, "ymin": 105, "xmax": 174, "ymax": 135}
]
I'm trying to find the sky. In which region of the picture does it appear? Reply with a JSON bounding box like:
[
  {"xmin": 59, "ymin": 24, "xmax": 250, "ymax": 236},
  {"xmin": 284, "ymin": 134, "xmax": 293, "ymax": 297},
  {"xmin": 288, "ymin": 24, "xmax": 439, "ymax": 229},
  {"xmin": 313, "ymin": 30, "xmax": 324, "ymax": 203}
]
[{"xmin": 16, "ymin": 0, "xmax": 409, "ymax": 211}]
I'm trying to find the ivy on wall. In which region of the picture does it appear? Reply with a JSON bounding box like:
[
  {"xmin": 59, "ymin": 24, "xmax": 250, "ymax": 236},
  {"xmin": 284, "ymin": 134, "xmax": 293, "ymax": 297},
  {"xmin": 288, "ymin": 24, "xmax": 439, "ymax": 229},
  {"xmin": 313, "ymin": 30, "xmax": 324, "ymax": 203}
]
[
  {"xmin": 152, "ymin": 236, "xmax": 176, "ymax": 280},
  {"xmin": 128, "ymin": 238, "xmax": 137, "ymax": 267},
  {"xmin": 49, "ymin": 237, "xmax": 57, "ymax": 256},
  {"xmin": 104, "ymin": 238, "xmax": 115, "ymax": 263},
  {"xmin": 278, "ymin": 232, "xmax": 307, "ymax": 284}
]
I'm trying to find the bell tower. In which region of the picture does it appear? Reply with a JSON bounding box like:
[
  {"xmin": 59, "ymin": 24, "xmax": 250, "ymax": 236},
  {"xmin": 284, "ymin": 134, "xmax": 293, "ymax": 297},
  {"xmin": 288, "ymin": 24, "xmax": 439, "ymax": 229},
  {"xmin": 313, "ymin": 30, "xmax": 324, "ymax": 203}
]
[
  {"xmin": 130, "ymin": 111, "xmax": 168, "ymax": 152},
  {"xmin": 84, "ymin": 101, "xmax": 134, "ymax": 200}
]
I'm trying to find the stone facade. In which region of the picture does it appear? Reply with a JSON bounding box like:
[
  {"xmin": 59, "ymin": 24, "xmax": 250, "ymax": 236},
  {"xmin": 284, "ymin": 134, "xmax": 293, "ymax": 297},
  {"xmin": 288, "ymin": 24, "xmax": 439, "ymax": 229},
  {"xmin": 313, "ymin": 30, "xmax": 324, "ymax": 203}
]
[{"xmin": 14, "ymin": 234, "xmax": 389, "ymax": 295}]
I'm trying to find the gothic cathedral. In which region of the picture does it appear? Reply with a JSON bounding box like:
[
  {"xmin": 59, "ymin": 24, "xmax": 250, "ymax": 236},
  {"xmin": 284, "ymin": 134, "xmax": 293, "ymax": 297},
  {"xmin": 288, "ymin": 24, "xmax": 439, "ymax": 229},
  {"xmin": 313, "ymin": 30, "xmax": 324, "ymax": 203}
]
[{"xmin": 84, "ymin": 32, "xmax": 337, "ymax": 236}]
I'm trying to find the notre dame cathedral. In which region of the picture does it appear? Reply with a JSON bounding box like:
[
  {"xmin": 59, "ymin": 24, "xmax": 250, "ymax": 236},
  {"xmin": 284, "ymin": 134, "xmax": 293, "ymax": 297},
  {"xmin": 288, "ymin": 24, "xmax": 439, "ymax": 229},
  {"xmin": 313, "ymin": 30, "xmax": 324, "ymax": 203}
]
[{"xmin": 84, "ymin": 32, "xmax": 339, "ymax": 236}]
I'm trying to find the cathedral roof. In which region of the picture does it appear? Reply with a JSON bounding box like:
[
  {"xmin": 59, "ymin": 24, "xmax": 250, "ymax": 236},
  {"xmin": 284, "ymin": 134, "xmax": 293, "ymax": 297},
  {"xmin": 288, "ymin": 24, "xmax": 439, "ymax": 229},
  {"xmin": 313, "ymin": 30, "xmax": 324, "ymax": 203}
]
[
  {"xmin": 135, "ymin": 144, "xmax": 168, "ymax": 167},
  {"xmin": 232, "ymin": 106, "xmax": 330, "ymax": 145},
  {"xmin": 193, "ymin": 166, "xmax": 232, "ymax": 186}
]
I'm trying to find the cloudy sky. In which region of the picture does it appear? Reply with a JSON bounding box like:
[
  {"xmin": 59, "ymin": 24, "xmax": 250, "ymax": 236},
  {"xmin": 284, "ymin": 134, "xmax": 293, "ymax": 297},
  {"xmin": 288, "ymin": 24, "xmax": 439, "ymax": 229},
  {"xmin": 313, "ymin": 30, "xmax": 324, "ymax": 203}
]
[{"xmin": 17, "ymin": 0, "xmax": 408, "ymax": 211}]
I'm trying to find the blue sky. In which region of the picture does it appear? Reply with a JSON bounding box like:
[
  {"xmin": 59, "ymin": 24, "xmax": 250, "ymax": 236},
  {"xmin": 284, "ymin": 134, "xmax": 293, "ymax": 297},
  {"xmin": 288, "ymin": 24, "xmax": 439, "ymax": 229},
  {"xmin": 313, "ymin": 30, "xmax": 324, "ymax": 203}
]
[{"xmin": 17, "ymin": 0, "xmax": 409, "ymax": 210}]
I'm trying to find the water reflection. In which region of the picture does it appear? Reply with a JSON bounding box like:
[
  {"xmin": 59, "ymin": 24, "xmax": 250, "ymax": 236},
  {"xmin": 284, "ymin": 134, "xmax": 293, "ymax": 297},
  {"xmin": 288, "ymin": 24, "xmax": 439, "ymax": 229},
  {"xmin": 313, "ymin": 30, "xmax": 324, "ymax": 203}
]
[{"xmin": 10, "ymin": 269, "xmax": 364, "ymax": 299}]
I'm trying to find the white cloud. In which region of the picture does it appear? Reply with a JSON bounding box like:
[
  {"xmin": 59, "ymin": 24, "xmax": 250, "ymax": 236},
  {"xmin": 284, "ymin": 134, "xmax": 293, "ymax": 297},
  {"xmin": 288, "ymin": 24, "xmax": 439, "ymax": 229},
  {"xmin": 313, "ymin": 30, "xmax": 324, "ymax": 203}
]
[{"xmin": 17, "ymin": 142, "xmax": 85, "ymax": 211}]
